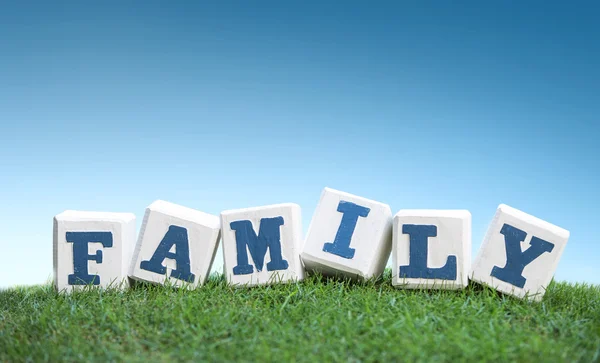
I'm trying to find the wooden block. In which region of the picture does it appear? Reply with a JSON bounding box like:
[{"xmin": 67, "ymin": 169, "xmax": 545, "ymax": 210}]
[
  {"xmin": 470, "ymin": 204, "xmax": 570, "ymax": 301},
  {"xmin": 128, "ymin": 200, "xmax": 221, "ymax": 289},
  {"xmin": 53, "ymin": 210, "xmax": 136, "ymax": 292},
  {"xmin": 392, "ymin": 210, "xmax": 471, "ymax": 289},
  {"xmin": 301, "ymin": 187, "xmax": 392, "ymax": 279},
  {"xmin": 221, "ymin": 203, "xmax": 304, "ymax": 287}
]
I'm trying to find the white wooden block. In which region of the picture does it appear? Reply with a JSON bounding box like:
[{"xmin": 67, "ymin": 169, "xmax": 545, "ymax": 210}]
[
  {"xmin": 392, "ymin": 210, "xmax": 471, "ymax": 289},
  {"xmin": 301, "ymin": 187, "xmax": 393, "ymax": 279},
  {"xmin": 470, "ymin": 204, "xmax": 570, "ymax": 301},
  {"xmin": 128, "ymin": 200, "xmax": 221, "ymax": 289},
  {"xmin": 221, "ymin": 203, "xmax": 304, "ymax": 287},
  {"xmin": 53, "ymin": 210, "xmax": 136, "ymax": 292}
]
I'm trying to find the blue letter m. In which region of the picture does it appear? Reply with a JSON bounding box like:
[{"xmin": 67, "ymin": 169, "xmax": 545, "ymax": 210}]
[{"xmin": 230, "ymin": 217, "xmax": 289, "ymax": 275}]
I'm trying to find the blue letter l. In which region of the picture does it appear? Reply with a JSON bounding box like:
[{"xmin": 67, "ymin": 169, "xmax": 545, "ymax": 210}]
[{"xmin": 398, "ymin": 224, "xmax": 457, "ymax": 280}]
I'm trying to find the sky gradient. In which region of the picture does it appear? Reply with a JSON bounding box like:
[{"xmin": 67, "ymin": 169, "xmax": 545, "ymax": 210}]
[{"xmin": 1, "ymin": 1, "xmax": 598, "ymax": 288}]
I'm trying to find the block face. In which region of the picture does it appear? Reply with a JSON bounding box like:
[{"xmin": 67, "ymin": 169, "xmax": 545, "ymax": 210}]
[
  {"xmin": 392, "ymin": 210, "xmax": 471, "ymax": 290},
  {"xmin": 301, "ymin": 188, "xmax": 393, "ymax": 279},
  {"xmin": 53, "ymin": 211, "xmax": 136, "ymax": 292},
  {"xmin": 470, "ymin": 204, "xmax": 570, "ymax": 301},
  {"xmin": 129, "ymin": 200, "xmax": 221, "ymax": 288},
  {"xmin": 221, "ymin": 203, "xmax": 304, "ymax": 286}
]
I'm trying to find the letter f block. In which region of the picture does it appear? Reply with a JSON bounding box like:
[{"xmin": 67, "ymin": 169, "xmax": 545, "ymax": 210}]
[
  {"xmin": 470, "ymin": 204, "xmax": 570, "ymax": 301},
  {"xmin": 301, "ymin": 188, "xmax": 393, "ymax": 280},
  {"xmin": 53, "ymin": 210, "xmax": 136, "ymax": 292},
  {"xmin": 129, "ymin": 200, "xmax": 221, "ymax": 289},
  {"xmin": 221, "ymin": 203, "xmax": 304, "ymax": 287}
]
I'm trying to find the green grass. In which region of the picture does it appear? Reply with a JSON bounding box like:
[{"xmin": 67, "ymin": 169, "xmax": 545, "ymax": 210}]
[{"xmin": 1, "ymin": 270, "xmax": 599, "ymax": 362}]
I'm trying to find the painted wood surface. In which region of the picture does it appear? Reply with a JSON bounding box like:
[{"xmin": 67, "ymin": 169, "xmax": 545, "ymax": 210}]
[{"xmin": 49, "ymin": 194, "xmax": 571, "ymax": 302}]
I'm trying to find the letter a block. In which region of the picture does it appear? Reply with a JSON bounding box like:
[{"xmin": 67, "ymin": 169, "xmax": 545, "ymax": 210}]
[
  {"xmin": 129, "ymin": 200, "xmax": 221, "ymax": 288},
  {"xmin": 392, "ymin": 210, "xmax": 471, "ymax": 289},
  {"xmin": 221, "ymin": 203, "xmax": 304, "ymax": 286},
  {"xmin": 53, "ymin": 210, "xmax": 136, "ymax": 292},
  {"xmin": 301, "ymin": 188, "xmax": 393, "ymax": 279},
  {"xmin": 471, "ymin": 204, "xmax": 570, "ymax": 301}
]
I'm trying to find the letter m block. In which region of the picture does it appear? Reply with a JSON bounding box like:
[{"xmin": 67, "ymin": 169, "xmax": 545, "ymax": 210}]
[
  {"xmin": 221, "ymin": 203, "xmax": 305, "ymax": 287},
  {"xmin": 470, "ymin": 204, "xmax": 570, "ymax": 301}
]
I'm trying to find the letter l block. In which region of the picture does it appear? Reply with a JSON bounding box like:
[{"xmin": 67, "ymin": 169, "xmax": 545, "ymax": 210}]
[
  {"xmin": 470, "ymin": 204, "xmax": 570, "ymax": 301},
  {"xmin": 129, "ymin": 200, "xmax": 221, "ymax": 288},
  {"xmin": 53, "ymin": 210, "xmax": 136, "ymax": 292},
  {"xmin": 221, "ymin": 203, "xmax": 304, "ymax": 287},
  {"xmin": 392, "ymin": 210, "xmax": 471, "ymax": 289}
]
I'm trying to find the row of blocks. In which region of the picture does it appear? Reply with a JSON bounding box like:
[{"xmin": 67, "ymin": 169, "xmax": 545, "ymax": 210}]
[{"xmin": 53, "ymin": 187, "xmax": 570, "ymax": 301}]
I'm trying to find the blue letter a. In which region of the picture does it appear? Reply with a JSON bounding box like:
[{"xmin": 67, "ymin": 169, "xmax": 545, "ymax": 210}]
[
  {"xmin": 67, "ymin": 231, "xmax": 113, "ymax": 285},
  {"xmin": 231, "ymin": 217, "xmax": 289, "ymax": 275},
  {"xmin": 399, "ymin": 224, "xmax": 457, "ymax": 280},
  {"xmin": 491, "ymin": 224, "xmax": 554, "ymax": 288},
  {"xmin": 140, "ymin": 225, "xmax": 195, "ymax": 283},
  {"xmin": 323, "ymin": 201, "xmax": 371, "ymax": 259}
]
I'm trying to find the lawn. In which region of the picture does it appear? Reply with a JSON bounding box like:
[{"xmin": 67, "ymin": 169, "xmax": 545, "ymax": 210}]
[{"xmin": 1, "ymin": 270, "xmax": 599, "ymax": 362}]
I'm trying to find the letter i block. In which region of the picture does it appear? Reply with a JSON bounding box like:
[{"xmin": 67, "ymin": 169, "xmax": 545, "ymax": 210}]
[
  {"xmin": 392, "ymin": 210, "xmax": 471, "ymax": 289},
  {"xmin": 471, "ymin": 204, "xmax": 570, "ymax": 301},
  {"xmin": 129, "ymin": 200, "xmax": 221, "ymax": 288},
  {"xmin": 221, "ymin": 203, "xmax": 304, "ymax": 287},
  {"xmin": 53, "ymin": 210, "xmax": 136, "ymax": 292},
  {"xmin": 301, "ymin": 188, "xmax": 393, "ymax": 279}
]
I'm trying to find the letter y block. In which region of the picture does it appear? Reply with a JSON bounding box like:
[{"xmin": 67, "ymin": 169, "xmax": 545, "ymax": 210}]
[
  {"xmin": 470, "ymin": 204, "xmax": 570, "ymax": 301},
  {"xmin": 53, "ymin": 210, "xmax": 136, "ymax": 292}
]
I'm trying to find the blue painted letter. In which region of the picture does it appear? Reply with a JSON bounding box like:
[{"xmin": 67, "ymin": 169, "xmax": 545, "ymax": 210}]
[
  {"xmin": 140, "ymin": 225, "xmax": 195, "ymax": 283},
  {"xmin": 66, "ymin": 231, "xmax": 113, "ymax": 285},
  {"xmin": 322, "ymin": 201, "xmax": 371, "ymax": 259},
  {"xmin": 491, "ymin": 224, "xmax": 554, "ymax": 288},
  {"xmin": 399, "ymin": 224, "xmax": 457, "ymax": 280},
  {"xmin": 231, "ymin": 217, "xmax": 289, "ymax": 275}
]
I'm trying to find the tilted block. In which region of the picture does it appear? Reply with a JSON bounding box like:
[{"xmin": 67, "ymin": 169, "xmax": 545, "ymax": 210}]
[
  {"xmin": 129, "ymin": 200, "xmax": 221, "ymax": 288},
  {"xmin": 221, "ymin": 203, "xmax": 304, "ymax": 286},
  {"xmin": 470, "ymin": 204, "xmax": 570, "ymax": 301},
  {"xmin": 53, "ymin": 210, "xmax": 136, "ymax": 292},
  {"xmin": 392, "ymin": 210, "xmax": 471, "ymax": 289},
  {"xmin": 301, "ymin": 188, "xmax": 392, "ymax": 279}
]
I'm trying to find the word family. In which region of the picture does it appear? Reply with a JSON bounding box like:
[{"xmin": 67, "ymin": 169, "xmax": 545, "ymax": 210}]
[{"xmin": 53, "ymin": 187, "xmax": 570, "ymax": 301}]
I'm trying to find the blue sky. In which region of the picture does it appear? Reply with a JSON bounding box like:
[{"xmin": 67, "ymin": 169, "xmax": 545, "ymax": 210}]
[{"xmin": 0, "ymin": 1, "xmax": 598, "ymax": 288}]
